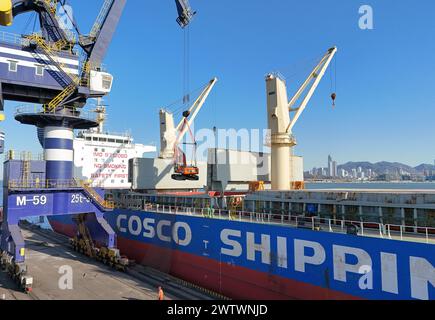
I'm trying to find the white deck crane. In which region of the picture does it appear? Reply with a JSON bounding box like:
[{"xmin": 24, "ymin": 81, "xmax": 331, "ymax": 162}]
[
  {"xmin": 266, "ymin": 46, "xmax": 337, "ymax": 190},
  {"xmin": 160, "ymin": 77, "xmax": 218, "ymax": 159}
]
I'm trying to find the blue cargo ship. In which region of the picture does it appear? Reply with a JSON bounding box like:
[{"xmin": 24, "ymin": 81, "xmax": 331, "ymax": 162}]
[{"xmin": 47, "ymin": 190, "xmax": 435, "ymax": 300}]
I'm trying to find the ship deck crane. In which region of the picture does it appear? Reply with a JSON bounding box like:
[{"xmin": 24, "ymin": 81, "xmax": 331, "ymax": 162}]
[
  {"xmin": 266, "ymin": 46, "xmax": 337, "ymax": 190},
  {"xmin": 159, "ymin": 78, "xmax": 217, "ymax": 181}
]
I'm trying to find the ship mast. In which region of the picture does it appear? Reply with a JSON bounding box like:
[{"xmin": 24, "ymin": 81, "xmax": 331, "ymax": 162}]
[{"xmin": 94, "ymin": 98, "xmax": 107, "ymax": 134}]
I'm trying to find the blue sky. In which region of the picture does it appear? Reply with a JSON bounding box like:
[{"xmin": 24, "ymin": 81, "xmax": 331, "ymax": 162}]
[{"xmin": 2, "ymin": 0, "xmax": 435, "ymax": 170}]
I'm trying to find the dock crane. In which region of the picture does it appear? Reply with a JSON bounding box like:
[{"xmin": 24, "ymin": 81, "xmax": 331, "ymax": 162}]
[
  {"xmin": 0, "ymin": 0, "xmax": 197, "ymax": 119},
  {"xmin": 0, "ymin": 0, "xmax": 197, "ymax": 154},
  {"xmin": 159, "ymin": 78, "xmax": 217, "ymax": 181},
  {"xmin": 0, "ymin": 0, "xmax": 199, "ymax": 290},
  {"xmin": 266, "ymin": 46, "xmax": 337, "ymax": 190},
  {"xmin": 175, "ymin": 0, "xmax": 196, "ymax": 28}
]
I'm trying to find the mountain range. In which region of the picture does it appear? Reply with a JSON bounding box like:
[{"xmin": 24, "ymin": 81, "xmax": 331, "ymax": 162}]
[{"xmin": 338, "ymin": 162, "xmax": 435, "ymax": 175}]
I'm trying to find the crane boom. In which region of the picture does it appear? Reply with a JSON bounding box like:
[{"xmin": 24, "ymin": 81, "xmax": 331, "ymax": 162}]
[
  {"xmin": 159, "ymin": 78, "xmax": 217, "ymax": 159},
  {"xmin": 80, "ymin": 0, "xmax": 127, "ymax": 67},
  {"xmin": 287, "ymin": 46, "xmax": 337, "ymax": 133},
  {"xmin": 175, "ymin": 0, "xmax": 196, "ymax": 28},
  {"xmin": 176, "ymin": 77, "xmax": 217, "ymax": 139}
]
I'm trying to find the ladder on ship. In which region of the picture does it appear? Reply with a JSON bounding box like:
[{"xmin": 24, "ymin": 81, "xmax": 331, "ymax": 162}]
[
  {"xmin": 21, "ymin": 152, "xmax": 31, "ymax": 188},
  {"xmin": 81, "ymin": 182, "xmax": 115, "ymax": 210}
]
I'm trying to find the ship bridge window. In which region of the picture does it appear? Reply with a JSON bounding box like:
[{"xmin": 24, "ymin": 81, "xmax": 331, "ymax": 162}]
[
  {"xmin": 8, "ymin": 60, "xmax": 18, "ymax": 72},
  {"xmin": 35, "ymin": 64, "xmax": 44, "ymax": 76},
  {"xmin": 99, "ymin": 138, "xmax": 107, "ymax": 142},
  {"xmin": 86, "ymin": 137, "xmax": 92, "ymax": 141},
  {"xmin": 108, "ymin": 139, "xmax": 115, "ymax": 143},
  {"xmin": 116, "ymin": 140, "xmax": 123, "ymax": 144}
]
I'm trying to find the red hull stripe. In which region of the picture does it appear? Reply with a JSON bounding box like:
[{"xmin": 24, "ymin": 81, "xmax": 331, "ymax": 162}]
[{"xmin": 50, "ymin": 221, "xmax": 76, "ymax": 238}]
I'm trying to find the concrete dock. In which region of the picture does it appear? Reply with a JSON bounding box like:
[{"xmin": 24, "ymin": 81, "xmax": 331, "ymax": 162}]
[{"xmin": 0, "ymin": 226, "xmax": 217, "ymax": 300}]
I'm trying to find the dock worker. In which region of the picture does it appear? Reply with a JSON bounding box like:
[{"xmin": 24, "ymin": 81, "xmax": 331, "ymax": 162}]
[{"xmin": 158, "ymin": 286, "xmax": 164, "ymax": 301}]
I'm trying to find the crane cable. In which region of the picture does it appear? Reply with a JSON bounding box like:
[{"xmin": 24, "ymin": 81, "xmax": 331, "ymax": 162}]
[
  {"xmin": 183, "ymin": 26, "xmax": 191, "ymax": 105},
  {"xmin": 330, "ymin": 55, "xmax": 337, "ymax": 108},
  {"xmin": 175, "ymin": 118, "xmax": 197, "ymax": 167}
]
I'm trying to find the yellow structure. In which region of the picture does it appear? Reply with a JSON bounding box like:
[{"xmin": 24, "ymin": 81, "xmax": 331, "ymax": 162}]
[
  {"xmin": 249, "ymin": 181, "xmax": 265, "ymax": 192},
  {"xmin": 0, "ymin": 0, "xmax": 13, "ymax": 27}
]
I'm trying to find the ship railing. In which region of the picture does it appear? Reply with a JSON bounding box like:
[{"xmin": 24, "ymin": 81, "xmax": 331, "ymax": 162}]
[
  {"xmin": 0, "ymin": 31, "xmax": 31, "ymax": 47},
  {"xmin": 14, "ymin": 105, "xmax": 99, "ymax": 122},
  {"xmin": 141, "ymin": 203, "xmax": 435, "ymax": 245},
  {"xmin": 385, "ymin": 223, "xmax": 435, "ymax": 244},
  {"xmin": 4, "ymin": 150, "xmax": 44, "ymax": 161},
  {"xmin": 8, "ymin": 179, "xmax": 84, "ymax": 190}
]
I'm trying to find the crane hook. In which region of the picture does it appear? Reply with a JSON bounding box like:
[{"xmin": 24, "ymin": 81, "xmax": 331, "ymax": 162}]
[{"xmin": 331, "ymin": 93, "xmax": 336, "ymax": 107}]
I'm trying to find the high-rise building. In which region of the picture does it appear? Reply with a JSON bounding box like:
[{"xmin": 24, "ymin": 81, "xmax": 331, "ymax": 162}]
[
  {"xmin": 352, "ymin": 168, "xmax": 357, "ymax": 178},
  {"xmin": 332, "ymin": 161, "xmax": 338, "ymax": 177},
  {"xmin": 328, "ymin": 155, "xmax": 333, "ymax": 177},
  {"xmin": 339, "ymin": 169, "xmax": 347, "ymax": 178}
]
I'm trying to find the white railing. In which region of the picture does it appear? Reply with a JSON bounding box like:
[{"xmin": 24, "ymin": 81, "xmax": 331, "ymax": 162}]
[
  {"xmin": 15, "ymin": 105, "xmax": 98, "ymax": 122},
  {"xmin": 120, "ymin": 203, "xmax": 435, "ymax": 245}
]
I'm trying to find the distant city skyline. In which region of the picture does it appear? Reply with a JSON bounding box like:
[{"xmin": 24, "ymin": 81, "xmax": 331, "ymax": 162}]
[{"xmin": 306, "ymin": 154, "xmax": 435, "ymax": 181}]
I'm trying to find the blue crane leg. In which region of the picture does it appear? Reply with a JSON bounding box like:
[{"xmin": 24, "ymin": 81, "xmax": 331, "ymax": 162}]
[{"xmin": 1, "ymin": 189, "xmax": 116, "ymax": 263}]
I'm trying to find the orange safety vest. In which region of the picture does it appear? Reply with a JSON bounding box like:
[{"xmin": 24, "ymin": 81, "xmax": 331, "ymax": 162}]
[{"xmin": 158, "ymin": 289, "xmax": 164, "ymax": 301}]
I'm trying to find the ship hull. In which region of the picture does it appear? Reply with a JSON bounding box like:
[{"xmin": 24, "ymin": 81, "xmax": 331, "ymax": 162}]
[{"xmin": 47, "ymin": 210, "xmax": 435, "ymax": 300}]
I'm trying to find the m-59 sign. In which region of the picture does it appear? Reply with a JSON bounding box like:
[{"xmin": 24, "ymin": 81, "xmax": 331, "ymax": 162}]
[{"xmin": 16, "ymin": 195, "xmax": 48, "ymax": 206}]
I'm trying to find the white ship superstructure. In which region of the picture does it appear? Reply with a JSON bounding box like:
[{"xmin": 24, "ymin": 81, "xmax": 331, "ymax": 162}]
[{"xmin": 73, "ymin": 105, "xmax": 156, "ymax": 189}]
